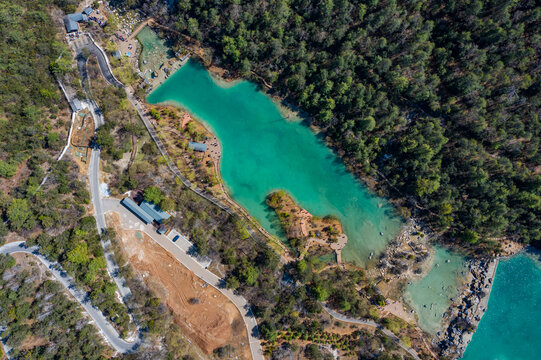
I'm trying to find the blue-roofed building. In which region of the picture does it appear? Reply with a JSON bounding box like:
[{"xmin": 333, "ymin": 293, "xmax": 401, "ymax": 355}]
[
  {"xmin": 140, "ymin": 201, "xmax": 171, "ymax": 224},
  {"xmin": 64, "ymin": 12, "xmax": 89, "ymax": 33},
  {"xmin": 64, "ymin": 17, "xmax": 79, "ymax": 33},
  {"xmin": 83, "ymin": 7, "xmax": 93, "ymax": 15},
  {"xmin": 121, "ymin": 198, "xmax": 154, "ymax": 224},
  {"xmin": 188, "ymin": 142, "xmax": 207, "ymax": 152}
]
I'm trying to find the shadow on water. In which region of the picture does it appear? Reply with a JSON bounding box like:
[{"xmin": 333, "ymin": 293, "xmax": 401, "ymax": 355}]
[
  {"xmin": 525, "ymin": 246, "xmax": 541, "ymax": 263},
  {"xmin": 260, "ymin": 198, "xmax": 287, "ymax": 239}
]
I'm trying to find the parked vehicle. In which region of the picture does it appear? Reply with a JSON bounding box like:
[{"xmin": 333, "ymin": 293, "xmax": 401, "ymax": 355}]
[{"xmin": 172, "ymin": 235, "xmax": 180, "ymax": 242}]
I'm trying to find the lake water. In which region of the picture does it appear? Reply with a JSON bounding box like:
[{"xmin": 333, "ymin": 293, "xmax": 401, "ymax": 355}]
[
  {"xmin": 462, "ymin": 253, "xmax": 541, "ymax": 360},
  {"xmin": 136, "ymin": 26, "xmax": 173, "ymax": 79},
  {"xmin": 405, "ymin": 246, "xmax": 468, "ymax": 334},
  {"xmin": 147, "ymin": 60, "xmax": 402, "ymax": 265}
]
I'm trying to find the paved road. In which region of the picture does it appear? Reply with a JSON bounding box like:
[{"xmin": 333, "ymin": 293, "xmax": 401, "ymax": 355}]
[
  {"xmin": 89, "ymin": 151, "xmax": 133, "ymax": 301},
  {"xmin": 0, "ymin": 242, "xmax": 140, "ymax": 354},
  {"xmin": 84, "ymin": 93, "xmax": 133, "ymax": 301},
  {"xmin": 80, "ymin": 34, "xmax": 264, "ymax": 359},
  {"xmin": 322, "ymin": 305, "xmax": 421, "ymax": 360},
  {"xmin": 72, "ymin": 34, "xmax": 123, "ymax": 88},
  {"xmin": 102, "ymin": 199, "xmax": 265, "ymax": 360}
]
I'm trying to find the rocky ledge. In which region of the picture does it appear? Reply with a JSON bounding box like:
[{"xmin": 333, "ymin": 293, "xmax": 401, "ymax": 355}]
[{"xmin": 437, "ymin": 258, "xmax": 497, "ymax": 358}]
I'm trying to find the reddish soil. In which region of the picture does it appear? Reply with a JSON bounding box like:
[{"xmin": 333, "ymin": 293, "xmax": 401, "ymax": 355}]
[{"xmin": 109, "ymin": 214, "xmax": 251, "ymax": 358}]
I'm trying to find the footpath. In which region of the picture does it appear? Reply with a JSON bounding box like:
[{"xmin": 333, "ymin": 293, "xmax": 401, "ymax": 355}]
[
  {"xmin": 70, "ymin": 33, "xmax": 264, "ymax": 360},
  {"xmin": 322, "ymin": 305, "xmax": 421, "ymax": 360},
  {"xmin": 101, "ymin": 198, "xmax": 265, "ymax": 360}
]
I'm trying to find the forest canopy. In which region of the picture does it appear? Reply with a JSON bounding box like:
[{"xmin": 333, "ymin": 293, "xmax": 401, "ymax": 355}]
[{"xmin": 132, "ymin": 0, "xmax": 541, "ymax": 251}]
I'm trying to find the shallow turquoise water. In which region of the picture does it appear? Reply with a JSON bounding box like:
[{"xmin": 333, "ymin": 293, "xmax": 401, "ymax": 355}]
[
  {"xmin": 147, "ymin": 60, "xmax": 402, "ymax": 264},
  {"xmin": 405, "ymin": 246, "xmax": 468, "ymax": 334},
  {"xmin": 136, "ymin": 26, "xmax": 173, "ymax": 78},
  {"xmin": 462, "ymin": 253, "xmax": 541, "ymax": 360}
]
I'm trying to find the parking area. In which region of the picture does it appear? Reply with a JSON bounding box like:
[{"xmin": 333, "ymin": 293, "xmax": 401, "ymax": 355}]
[{"xmin": 103, "ymin": 198, "xmax": 211, "ymax": 269}]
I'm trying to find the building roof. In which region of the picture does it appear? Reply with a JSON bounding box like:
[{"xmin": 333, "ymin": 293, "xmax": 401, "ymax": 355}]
[
  {"xmin": 121, "ymin": 198, "xmax": 154, "ymax": 224},
  {"xmin": 64, "ymin": 16, "xmax": 79, "ymax": 33},
  {"xmin": 83, "ymin": 7, "xmax": 93, "ymax": 15},
  {"xmin": 64, "ymin": 12, "xmax": 88, "ymax": 32},
  {"xmin": 67, "ymin": 12, "xmax": 83, "ymax": 22},
  {"xmin": 140, "ymin": 201, "xmax": 171, "ymax": 223},
  {"xmin": 188, "ymin": 142, "xmax": 207, "ymax": 152},
  {"xmin": 112, "ymin": 50, "xmax": 122, "ymax": 59},
  {"xmin": 70, "ymin": 98, "xmax": 83, "ymax": 112}
]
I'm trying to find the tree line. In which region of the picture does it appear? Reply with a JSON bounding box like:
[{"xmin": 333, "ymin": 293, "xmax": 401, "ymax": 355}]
[{"xmin": 131, "ymin": 0, "xmax": 541, "ymax": 252}]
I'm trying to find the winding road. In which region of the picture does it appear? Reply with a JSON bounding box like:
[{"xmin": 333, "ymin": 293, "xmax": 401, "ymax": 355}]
[
  {"xmin": 102, "ymin": 199, "xmax": 265, "ymax": 360},
  {"xmin": 0, "ymin": 242, "xmax": 140, "ymax": 354},
  {"xmin": 73, "ymin": 34, "xmax": 265, "ymax": 360}
]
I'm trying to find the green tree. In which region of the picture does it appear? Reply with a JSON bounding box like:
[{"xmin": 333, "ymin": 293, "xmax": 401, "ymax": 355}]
[
  {"xmin": 150, "ymin": 108, "xmax": 161, "ymax": 120},
  {"xmin": 67, "ymin": 243, "xmax": 89, "ymax": 265},
  {"xmin": 94, "ymin": 127, "xmax": 114, "ymax": 149},
  {"xmin": 144, "ymin": 186, "xmax": 163, "ymax": 204},
  {"xmin": 240, "ymin": 265, "xmax": 259, "ymax": 286},
  {"xmin": 312, "ymin": 283, "xmax": 329, "ymax": 301},
  {"xmin": 160, "ymin": 198, "xmax": 175, "ymax": 211},
  {"xmin": 462, "ymin": 229, "xmax": 479, "ymax": 245},
  {"xmin": 0, "ymin": 160, "xmax": 17, "ymax": 179},
  {"xmin": 225, "ymin": 276, "xmax": 239, "ymax": 290},
  {"xmin": 7, "ymin": 199, "xmax": 31, "ymax": 231},
  {"xmin": 259, "ymin": 321, "xmax": 277, "ymax": 341}
]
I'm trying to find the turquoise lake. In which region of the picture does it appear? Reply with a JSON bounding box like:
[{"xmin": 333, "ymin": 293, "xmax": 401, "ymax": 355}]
[
  {"xmin": 147, "ymin": 60, "xmax": 402, "ymax": 264},
  {"xmin": 405, "ymin": 246, "xmax": 468, "ymax": 335},
  {"xmin": 462, "ymin": 253, "xmax": 541, "ymax": 360}
]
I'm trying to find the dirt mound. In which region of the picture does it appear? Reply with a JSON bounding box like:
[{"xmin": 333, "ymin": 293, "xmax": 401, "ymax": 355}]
[{"xmin": 111, "ymin": 214, "xmax": 250, "ymax": 358}]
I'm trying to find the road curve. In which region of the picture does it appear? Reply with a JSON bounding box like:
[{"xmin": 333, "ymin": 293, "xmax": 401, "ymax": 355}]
[
  {"xmin": 101, "ymin": 199, "xmax": 265, "ymax": 360},
  {"xmin": 75, "ymin": 34, "xmax": 123, "ymax": 88},
  {"xmin": 322, "ymin": 304, "xmax": 421, "ymax": 360},
  {"xmin": 0, "ymin": 242, "xmax": 140, "ymax": 354},
  {"xmin": 82, "ymin": 34, "xmax": 264, "ymax": 359}
]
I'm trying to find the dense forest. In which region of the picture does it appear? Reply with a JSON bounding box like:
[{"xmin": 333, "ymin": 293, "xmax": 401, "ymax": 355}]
[
  {"xmin": 0, "ymin": 0, "xmax": 79, "ymax": 241},
  {"xmin": 130, "ymin": 0, "xmax": 541, "ymax": 251}
]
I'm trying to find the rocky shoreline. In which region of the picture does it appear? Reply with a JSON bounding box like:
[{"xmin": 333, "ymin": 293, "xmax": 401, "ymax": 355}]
[
  {"xmin": 372, "ymin": 220, "xmax": 504, "ymax": 359},
  {"xmin": 372, "ymin": 219, "xmax": 433, "ymax": 298},
  {"xmin": 437, "ymin": 257, "xmax": 498, "ymax": 358}
]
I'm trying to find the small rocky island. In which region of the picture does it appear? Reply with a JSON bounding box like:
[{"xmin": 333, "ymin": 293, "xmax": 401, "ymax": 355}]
[{"xmin": 266, "ymin": 190, "xmax": 348, "ymax": 263}]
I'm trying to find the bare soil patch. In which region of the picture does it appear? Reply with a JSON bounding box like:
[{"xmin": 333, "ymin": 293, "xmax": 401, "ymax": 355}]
[{"xmin": 109, "ymin": 213, "xmax": 251, "ymax": 358}]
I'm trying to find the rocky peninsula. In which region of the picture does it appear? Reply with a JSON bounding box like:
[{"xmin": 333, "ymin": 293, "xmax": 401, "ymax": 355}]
[{"xmin": 265, "ymin": 190, "xmax": 347, "ymax": 264}]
